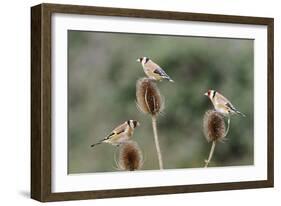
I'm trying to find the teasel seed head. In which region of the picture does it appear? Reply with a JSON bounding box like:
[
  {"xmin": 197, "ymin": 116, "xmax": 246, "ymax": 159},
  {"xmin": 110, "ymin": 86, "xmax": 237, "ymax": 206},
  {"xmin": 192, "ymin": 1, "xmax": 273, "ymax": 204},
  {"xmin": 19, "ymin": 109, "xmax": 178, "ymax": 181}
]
[
  {"xmin": 203, "ymin": 110, "xmax": 226, "ymax": 142},
  {"xmin": 136, "ymin": 78, "xmax": 164, "ymax": 116},
  {"xmin": 117, "ymin": 140, "xmax": 143, "ymax": 171}
]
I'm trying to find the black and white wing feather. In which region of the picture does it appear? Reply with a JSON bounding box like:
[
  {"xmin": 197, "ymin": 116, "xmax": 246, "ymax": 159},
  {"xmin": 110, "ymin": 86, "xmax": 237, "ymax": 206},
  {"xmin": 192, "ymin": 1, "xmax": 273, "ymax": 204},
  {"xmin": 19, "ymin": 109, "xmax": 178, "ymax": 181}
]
[{"xmin": 154, "ymin": 68, "xmax": 174, "ymax": 82}]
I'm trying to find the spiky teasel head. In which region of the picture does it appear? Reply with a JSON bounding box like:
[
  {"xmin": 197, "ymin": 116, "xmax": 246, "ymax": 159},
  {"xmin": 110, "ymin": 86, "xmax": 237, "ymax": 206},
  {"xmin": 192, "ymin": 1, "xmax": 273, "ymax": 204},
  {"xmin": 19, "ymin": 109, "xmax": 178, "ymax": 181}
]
[
  {"xmin": 117, "ymin": 140, "xmax": 143, "ymax": 171},
  {"xmin": 136, "ymin": 78, "xmax": 164, "ymax": 116},
  {"xmin": 203, "ymin": 110, "xmax": 226, "ymax": 142}
]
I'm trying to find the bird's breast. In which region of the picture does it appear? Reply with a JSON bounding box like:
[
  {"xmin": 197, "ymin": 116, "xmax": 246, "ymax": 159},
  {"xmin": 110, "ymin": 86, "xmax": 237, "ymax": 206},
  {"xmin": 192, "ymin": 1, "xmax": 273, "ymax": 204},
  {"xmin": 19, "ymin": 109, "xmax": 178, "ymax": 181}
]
[
  {"xmin": 214, "ymin": 103, "xmax": 228, "ymax": 114},
  {"xmin": 127, "ymin": 127, "xmax": 133, "ymax": 137},
  {"xmin": 146, "ymin": 69, "xmax": 162, "ymax": 80}
]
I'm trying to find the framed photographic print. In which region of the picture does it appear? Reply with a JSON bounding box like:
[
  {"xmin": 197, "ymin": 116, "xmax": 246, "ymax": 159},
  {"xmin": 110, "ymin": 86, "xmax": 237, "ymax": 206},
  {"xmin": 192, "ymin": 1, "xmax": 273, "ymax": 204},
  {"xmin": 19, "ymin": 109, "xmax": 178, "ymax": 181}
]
[{"xmin": 31, "ymin": 3, "xmax": 274, "ymax": 202}]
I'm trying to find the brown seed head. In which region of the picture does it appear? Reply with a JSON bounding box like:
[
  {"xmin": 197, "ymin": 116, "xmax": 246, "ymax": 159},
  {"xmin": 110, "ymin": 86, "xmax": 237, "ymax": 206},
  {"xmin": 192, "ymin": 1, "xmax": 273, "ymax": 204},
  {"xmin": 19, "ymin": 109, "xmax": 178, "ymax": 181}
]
[
  {"xmin": 203, "ymin": 110, "xmax": 226, "ymax": 142},
  {"xmin": 118, "ymin": 141, "xmax": 143, "ymax": 171},
  {"xmin": 136, "ymin": 78, "xmax": 164, "ymax": 115}
]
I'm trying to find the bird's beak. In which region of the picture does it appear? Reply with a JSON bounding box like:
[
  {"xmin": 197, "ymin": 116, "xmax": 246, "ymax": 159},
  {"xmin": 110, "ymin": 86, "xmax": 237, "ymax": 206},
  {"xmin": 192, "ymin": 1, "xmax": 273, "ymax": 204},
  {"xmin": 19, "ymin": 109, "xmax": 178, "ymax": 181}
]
[
  {"xmin": 136, "ymin": 58, "xmax": 141, "ymax": 62},
  {"xmin": 137, "ymin": 122, "xmax": 140, "ymax": 127},
  {"xmin": 204, "ymin": 92, "xmax": 208, "ymax": 96}
]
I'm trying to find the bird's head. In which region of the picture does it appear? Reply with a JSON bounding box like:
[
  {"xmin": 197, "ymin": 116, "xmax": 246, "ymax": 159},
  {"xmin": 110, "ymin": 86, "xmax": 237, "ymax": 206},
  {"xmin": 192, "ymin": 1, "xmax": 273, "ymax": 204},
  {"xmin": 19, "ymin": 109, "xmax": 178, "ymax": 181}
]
[
  {"xmin": 204, "ymin": 89, "xmax": 216, "ymax": 100},
  {"xmin": 128, "ymin": 120, "xmax": 140, "ymax": 128},
  {"xmin": 137, "ymin": 57, "xmax": 150, "ymax": 64}
]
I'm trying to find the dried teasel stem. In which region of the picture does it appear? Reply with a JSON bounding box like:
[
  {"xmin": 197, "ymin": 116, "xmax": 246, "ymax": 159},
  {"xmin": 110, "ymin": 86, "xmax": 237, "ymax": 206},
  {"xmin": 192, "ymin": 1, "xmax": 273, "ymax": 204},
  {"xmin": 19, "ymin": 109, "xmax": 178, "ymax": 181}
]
[
  {"xmin": 152, "ymin": 115, "xmax": 163, "ymax": 170},
  {"xmin": 204, "ymin": 141, "xmax": 216, "ymax": 168},
  {"xmin": 225, "ymin": 115, "xmax": 231, "ymax": 138},
  {"xmin": 136, "ymin": 78, "xmax": 164, "ymax": 170}
]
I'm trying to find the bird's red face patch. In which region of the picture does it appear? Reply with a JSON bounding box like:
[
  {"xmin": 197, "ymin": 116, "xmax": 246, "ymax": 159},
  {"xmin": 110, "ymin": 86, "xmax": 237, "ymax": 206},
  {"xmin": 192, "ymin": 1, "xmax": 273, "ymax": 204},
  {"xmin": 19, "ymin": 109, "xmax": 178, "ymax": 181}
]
[{"xmin": 207, "ymin": 90, "xmax": 211, "ymax": 97}]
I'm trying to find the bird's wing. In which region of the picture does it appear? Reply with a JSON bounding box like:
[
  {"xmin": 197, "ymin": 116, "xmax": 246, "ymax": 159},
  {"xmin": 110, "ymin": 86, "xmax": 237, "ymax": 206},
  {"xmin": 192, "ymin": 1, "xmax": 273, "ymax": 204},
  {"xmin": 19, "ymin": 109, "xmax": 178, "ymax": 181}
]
[
  {"xmin": 225, "ymin": 102, "xmax": 236, "ymax": 111},
  {"xmin": 153, "ymin": 67, "xmax": 168, "ymax": 77},
  {"xmin": 149, "ymin": 61, "xmax": 170, "ymax": 76},
  {"xmin": 147, "ymin": 60, "xmax": 160, "ymax": 69},
  {"xmin": 105, "ymin": 131, "xmax": 116, "ymax": 139},
  {"xmin": 216, "ymin": 92, "xmax": 230, "ymax": 104},
  {"xmin": 144, "ymin": 61, "xmax": 159, "ymax": 71},
  {"xmin": 145, "ymin": 61, "xmax": 173, "ymax": 81},
  {"xmin": 216, "ymin": 92, "xmax": 237, "ymax": 111},
  {"xmin": 112, "ymin": 122, "xmax": 128, "ymax": 135}
]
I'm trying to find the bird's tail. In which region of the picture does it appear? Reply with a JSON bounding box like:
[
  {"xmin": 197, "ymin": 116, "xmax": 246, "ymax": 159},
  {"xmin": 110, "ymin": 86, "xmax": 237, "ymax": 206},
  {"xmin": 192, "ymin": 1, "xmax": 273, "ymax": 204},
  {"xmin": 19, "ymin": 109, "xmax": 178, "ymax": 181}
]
[
  {"xmin": 164, "ymin": 76, "xmax": 174, "ymax": 82},
  {"xmin": 236, "ymin": 110, "xmax": 246, "ymax": 117},
  {"xmin": 90, "ymin": 139, "xmax": 104, "ymax": 147},
  {"xmin": 91, "ymin": 133, "xmax": 113, "ymax": 147}
]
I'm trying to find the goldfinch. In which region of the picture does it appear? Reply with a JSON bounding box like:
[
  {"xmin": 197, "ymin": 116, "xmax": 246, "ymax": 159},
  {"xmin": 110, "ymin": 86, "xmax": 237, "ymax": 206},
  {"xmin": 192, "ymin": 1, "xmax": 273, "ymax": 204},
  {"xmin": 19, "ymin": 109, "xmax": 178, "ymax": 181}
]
[
  {"xmin": 137, "ymin": 57, "xmax": 174, "ymax": 82},
  {"xmin": 91, "ymin": 120, "xmax": 140, "ymax": 147},
  {"xmin": 205, "ymin": 89, "xmax": 246, "ymax": 117}
]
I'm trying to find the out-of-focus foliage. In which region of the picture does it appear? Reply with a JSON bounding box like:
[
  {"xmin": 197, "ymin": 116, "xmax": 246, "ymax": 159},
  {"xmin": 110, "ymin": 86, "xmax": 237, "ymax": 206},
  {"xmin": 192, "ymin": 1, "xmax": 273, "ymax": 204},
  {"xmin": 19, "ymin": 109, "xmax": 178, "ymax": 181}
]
[{"xmin": 68, "ymin": 31, "xmax": 254, "ymax": 174}]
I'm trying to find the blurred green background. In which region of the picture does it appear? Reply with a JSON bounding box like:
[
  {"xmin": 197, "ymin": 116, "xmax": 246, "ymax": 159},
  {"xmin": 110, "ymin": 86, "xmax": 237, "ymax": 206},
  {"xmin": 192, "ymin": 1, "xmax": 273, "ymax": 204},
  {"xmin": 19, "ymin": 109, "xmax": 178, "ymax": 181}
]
[{"xmin": 68, "ymin": 30, "xmax": 254, "ymax": 174}]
